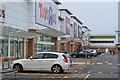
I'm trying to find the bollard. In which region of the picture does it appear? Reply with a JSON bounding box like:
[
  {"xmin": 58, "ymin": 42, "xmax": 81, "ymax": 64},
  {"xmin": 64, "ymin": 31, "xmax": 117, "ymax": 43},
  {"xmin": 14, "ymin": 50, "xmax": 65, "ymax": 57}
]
[
  {"xmin": 2, "ymin": 57, "xmax": 4, "ymax": 69},
  {"xmin": 8, "ymin": 58, "xmax": 10, "ymax": 68}
]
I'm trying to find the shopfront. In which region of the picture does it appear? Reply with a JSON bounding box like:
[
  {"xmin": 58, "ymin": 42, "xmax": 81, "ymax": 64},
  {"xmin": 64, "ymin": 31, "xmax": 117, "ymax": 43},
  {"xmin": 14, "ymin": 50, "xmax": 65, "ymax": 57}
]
[
  {"xmin": 33, "ymin": 0, "xmax": 63, "ymax": 53},
  {"xmin": 0, "ymin": 26, "xmax": 39, "ymax": 60}
]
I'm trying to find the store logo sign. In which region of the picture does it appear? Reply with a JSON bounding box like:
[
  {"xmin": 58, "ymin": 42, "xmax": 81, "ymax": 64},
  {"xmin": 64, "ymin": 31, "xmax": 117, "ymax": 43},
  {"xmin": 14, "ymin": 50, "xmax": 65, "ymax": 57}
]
[
  {"xmin": 38, "ymin": 3, "xmax": 57, "ymax": 25},
  {"xmin": 0, "ymin": 5, "xmax": 5, "ymax": 23},
  {"xmin": 0, "ymin": 9, "xmax": 5, "ymax": 18}
]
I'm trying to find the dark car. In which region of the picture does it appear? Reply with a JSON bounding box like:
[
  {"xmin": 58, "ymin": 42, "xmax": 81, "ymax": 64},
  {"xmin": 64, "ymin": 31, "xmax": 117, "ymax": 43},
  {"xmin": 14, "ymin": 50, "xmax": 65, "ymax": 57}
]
[
  {"xmin": 96, "ymin": 49, "xmax": 102, "ymax": 55},
  {"xmin": 70, "ymin": 50, "xmax": 94, "ymax": 58}
]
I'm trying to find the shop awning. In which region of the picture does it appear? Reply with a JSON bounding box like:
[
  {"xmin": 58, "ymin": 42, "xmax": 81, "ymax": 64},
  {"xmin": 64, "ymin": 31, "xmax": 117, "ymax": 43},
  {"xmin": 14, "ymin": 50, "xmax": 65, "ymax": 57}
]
[
  {"xmin": 36, "ymin": 28, "xmax": 66, "ymax": 37},
  {"xmin": 58, "ymin": 35, "xmax": 82, "ymax": 43},
  {"xmin": 1, "ymin": 26, "xmax": 40, "ymax": 38}
]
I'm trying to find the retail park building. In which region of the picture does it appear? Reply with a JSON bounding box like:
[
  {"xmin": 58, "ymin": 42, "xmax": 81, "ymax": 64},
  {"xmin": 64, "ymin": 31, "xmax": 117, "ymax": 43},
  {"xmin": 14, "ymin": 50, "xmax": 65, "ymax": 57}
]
[
  {"xmin": 0, "ymin": 0, "xmax": 90, "ymax": 60},
  {"xmin": 0, "ymin": 0, "xmax": 119, "ymax": 61}
]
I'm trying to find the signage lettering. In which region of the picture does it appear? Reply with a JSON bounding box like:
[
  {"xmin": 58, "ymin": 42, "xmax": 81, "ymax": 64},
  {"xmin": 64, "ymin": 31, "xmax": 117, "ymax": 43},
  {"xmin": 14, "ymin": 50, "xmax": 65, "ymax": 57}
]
[
  {"xmin": 38, "ymin": 3, "xmax": 57, "ymax": 25},
  {"xmin": 0, "ymin": 9, "xmax": 5, "ymax": 18}
]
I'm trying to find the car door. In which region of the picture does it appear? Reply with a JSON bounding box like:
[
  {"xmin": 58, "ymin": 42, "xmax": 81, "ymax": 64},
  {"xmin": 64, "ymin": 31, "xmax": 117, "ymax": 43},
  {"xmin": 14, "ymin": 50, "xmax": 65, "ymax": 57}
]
[
  {"xmin": 41, "ymin": 53, "xmax": 58, "ymax": 70},
  {"xmin": 24, "ymin": 53, "xmax": 44, "ymax": 70}
]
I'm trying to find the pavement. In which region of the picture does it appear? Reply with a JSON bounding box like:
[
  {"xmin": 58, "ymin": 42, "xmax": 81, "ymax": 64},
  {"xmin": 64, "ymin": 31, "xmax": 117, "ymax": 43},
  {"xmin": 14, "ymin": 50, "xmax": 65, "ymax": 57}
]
[{"xmin": 1, "ymin": 53, "xmax": 120, "ymax": 80}]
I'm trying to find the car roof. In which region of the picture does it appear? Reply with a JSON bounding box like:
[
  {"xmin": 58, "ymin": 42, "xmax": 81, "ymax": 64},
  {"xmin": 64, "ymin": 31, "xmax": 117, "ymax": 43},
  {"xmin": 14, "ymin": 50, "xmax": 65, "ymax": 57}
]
[
  {"xmin": 36, "ymin": 52, "xmax": 64, "ymax": 55},
  {"xmin": 49, "ymin": 51, "xmax": 68, "ymax": 53}
]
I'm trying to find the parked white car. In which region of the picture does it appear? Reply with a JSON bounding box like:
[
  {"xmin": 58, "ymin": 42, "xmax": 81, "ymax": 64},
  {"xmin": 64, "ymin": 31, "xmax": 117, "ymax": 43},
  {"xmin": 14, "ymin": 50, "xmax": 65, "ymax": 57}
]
[
  {"xmin": 11, "ymin": 52, "xmax": 70, "ymax": 73},
  {"xmin": 89, "ymin": 49, "xmax": 98, "ymax": 56}
]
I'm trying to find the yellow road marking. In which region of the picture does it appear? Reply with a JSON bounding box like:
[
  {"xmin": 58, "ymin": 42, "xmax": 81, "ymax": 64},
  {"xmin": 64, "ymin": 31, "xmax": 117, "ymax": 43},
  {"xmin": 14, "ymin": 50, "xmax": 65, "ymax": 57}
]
[
  {"xmin": 63, "ymin": 75, "xmax": 68, "ymax": 78},
  {"xmin": 92, "ymin": 63, "xmax": 95, "ymax": 65},
  {"xmin": 80, "ymin": 68, "xmax": 83, "ymax": 69},
  {"xmin": 84, "ymin": 74, "xmax": 90, "ymax": 80}
]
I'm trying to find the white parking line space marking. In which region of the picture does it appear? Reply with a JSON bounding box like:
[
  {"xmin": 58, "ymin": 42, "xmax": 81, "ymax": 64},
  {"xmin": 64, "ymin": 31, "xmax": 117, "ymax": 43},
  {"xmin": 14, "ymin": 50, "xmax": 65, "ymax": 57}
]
[
  {"xmin": 99, "ymin": 72, "xmax": 102, "ymax": 74},
  {"xmin": 96, "ymin": 63, "xmax": 103, "ymax": 65},
  {"xmin": 110, "ymin": 72, "xmax": 113, "ymax": 74},
  {"xmin": 105, "ymin": 61, "xmax": 108, "ymax": 63},
  {"xmin": 72, "ymin": 62, "xmax": 85, "ymax": 65},
  {"xmin": 107, "ymin": 63, "xmax": 113, "ymax": 65},
  {"xmin": 117, "ymin": 64, "xmax": 120, "ymax": 66}
]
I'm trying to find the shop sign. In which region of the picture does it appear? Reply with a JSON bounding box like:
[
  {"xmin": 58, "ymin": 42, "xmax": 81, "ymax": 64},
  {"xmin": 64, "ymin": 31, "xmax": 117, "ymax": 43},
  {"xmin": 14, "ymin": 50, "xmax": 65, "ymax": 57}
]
[
  {"xmin": 73, "ymin": 22, "xmax": 77, "ymax": 38},
  {"xmin": 0, "ymin": 5, "xmax": 5, "ymax": 23},
  {"xmin": 66, "ymin": 16, "xmax": 70, "ymax": 35},
  {"xmin": 78, "ymin": 25, "xmax": 82, "ymax": 39},
  {"xmin": 35, "ymin": 0, "xmax": 58, "ymax": 29},
  {"xmin": 118, "ymin": 34, "xmax": 120, "ymax": 42}
]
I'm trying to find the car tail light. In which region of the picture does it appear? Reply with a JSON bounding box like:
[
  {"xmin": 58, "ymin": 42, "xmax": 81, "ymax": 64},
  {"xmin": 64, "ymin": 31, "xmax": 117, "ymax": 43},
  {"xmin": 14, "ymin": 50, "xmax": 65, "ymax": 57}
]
[{"xmin": 63, "ymin": 58, "xmax": 68, "ymax": 63}]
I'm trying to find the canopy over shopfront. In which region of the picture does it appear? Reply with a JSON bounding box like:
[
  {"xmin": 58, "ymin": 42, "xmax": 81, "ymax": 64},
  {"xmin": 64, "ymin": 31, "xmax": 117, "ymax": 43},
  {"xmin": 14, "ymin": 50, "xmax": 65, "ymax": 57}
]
[
  {"xmin": 0, "ymin": 25, "xmax": 40, "ymax": 59},
  {"xmin": 58, "ymin": 35, "xmax": 82, "ymax": 43},
  {"xmin": 2, "ymin": 26, "xmax": 40, "ymax": 38},
  {"xmin": 36, "ymin": 28, "xmax": 66, "ymax": 37}
]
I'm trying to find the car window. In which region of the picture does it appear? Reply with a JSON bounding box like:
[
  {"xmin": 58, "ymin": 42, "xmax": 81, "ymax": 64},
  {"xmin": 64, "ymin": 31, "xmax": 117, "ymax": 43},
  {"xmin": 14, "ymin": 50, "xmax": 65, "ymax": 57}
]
[
  {"xmin": 63, "ymin": 54, "xmax": 69, "ymax": 58},
  {"xmin": 32, "ymin": 53, "xmax": 44, "ymax": 59},
  {"xmin": 43, "ymin": 53, "xmax": 58, "ymax": 59},
  {"xmin": 80, "ymin": 51, "xmax": 83, "ymax": 53}
]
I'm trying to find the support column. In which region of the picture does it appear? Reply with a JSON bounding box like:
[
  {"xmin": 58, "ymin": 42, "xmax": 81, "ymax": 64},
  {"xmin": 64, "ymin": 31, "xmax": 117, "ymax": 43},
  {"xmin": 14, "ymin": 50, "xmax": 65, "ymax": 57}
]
[
  {"xmin": 14, "ymin": 41, "xmax": 16, "ymax": 58},
  {"xmin": 60, "ymin": 43, "xmax": 65, "ymax": 51},
  {"xmin": 71, "ymin": 44, "xmax": 73, "ymax": 53},
  {"xmin": 28, "ymin": 29, "xmax": 36, "ymax": 57},
  {"xmin": 74, "ymin": 43, "xmax": 77, "ymax": 52},
  {"xmin": 67, "ymin": 42, "xmax": 71, "ymax": 54},
  {"xmin": 8, "ymin": 35, "xmax": 11, "ymax": 68},
  {"xmin": 53, "ymin": 37, "xmax": 58, "ymax": 51},
  {"xmin": 24, "ymin": 38, "xmax": 26, "ymax": 58}
]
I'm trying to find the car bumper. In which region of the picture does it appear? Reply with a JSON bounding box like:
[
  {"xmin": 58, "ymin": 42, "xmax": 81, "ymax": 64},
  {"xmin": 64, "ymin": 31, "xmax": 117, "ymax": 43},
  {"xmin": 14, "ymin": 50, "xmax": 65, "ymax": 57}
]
[{"xmin": 62, "ymin": 63, "xmax": 70, "ymax": 70}]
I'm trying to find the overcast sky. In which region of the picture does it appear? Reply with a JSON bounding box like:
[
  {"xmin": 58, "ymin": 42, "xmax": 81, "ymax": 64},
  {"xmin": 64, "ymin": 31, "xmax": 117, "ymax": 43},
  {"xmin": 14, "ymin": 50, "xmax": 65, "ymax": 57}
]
[{"xmin": 59, "ymin": 1, "xmax": 118, "ymax": 35}]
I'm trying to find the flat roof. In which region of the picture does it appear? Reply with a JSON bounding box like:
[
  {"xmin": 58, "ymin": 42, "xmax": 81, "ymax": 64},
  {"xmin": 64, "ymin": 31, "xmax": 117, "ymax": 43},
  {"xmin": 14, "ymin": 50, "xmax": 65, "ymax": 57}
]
[
  {"xmin": 71, "ymin": 16, "xmax": 83, "ymax": 25},
  {"xmin": 53, "ymin": 0, "xmax": 61, "ymax": 5},
  {"xmin": 58, "ymin": 16, "xmax": 64, "ymax": 21},
  {"xmin": 90, "ymin": 34, "xmax": 115, "ymax": 37},
  {"xmin": 59, "ymin": 9, "xmax": 73, "ymax": 15},
  {"xmin": 82, "ymin": 26, "xmax": 90, "ymax": 31}
]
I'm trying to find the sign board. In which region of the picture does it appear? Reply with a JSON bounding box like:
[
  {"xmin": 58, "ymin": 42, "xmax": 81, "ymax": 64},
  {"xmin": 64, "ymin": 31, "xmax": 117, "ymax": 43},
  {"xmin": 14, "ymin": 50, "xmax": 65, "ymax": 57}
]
[
  {"xmin": 35, "ymin": 0, "xmax": 58, "ymax": 30},
  {"xmin": 66, "ymin": 16, "xmax": 70, "ymax": 35},
  {"xmin": 0, "ymin": 5, "xmax": 5, "ymax": 23},
  {"xmin": 78, "ymin": 25, "xmax": 82, "ymax": 39},
  {"xmin": 118, "ymin": 34, "xmax": 120, "ymax": 42},
  {"xmin": 73, "ymin": 22, "xmax": 77, "ymax": 38}
]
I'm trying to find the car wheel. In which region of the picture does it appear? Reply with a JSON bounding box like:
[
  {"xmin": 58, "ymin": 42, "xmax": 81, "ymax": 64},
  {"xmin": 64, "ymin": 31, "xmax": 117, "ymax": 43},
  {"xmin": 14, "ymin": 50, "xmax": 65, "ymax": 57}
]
[
  {"xmin": 73, "ymin": 55, "xmax": 77, "ymax": 58},
  {"xmin": 52, "ymin": 65, "xmax": 63, "ymax": 74},
  {"xmin": 13, "ymin": 64, "xmax": 23, "ymax": 72}
]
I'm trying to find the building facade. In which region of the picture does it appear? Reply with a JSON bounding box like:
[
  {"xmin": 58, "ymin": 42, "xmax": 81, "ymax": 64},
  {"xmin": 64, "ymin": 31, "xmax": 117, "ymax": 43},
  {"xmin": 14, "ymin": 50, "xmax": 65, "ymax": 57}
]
[
  {"xmin": 58, "ymin": 9, "xmax": 83, "ymax": 53},
  {"xmin": 82, "ymin": 26, "xmax": 90, "ymax": 50},
  {"xmin": 0, "ymin": 0, "xmax": 91, "ymax": 63},
  {"xmin": 115, "ymin": 31, "xmax": 120, "ymax": 53},
  {"xmin": 89, "ymin": 35, "xmax": 116, "ymax": 53},
  {"xmin": 0, "ymin": 0, "xmax": 62, "ymax": 61}
]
